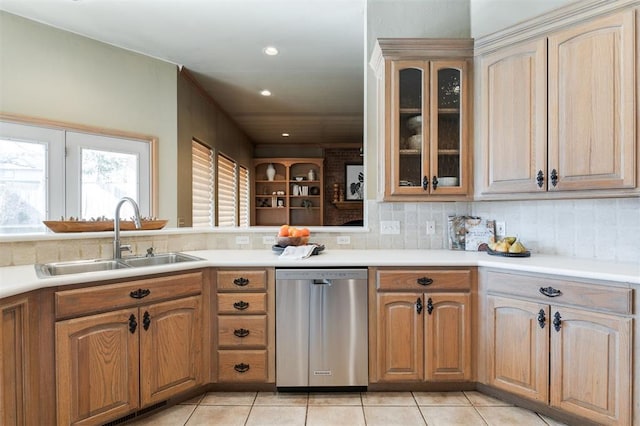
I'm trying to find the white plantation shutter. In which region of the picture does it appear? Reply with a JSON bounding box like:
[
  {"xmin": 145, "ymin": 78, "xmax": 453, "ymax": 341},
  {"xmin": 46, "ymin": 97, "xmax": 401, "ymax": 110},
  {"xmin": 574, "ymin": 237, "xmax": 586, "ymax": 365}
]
[
  {"xmin": 217, "ymin": 154, "xmax": 237, "ymax": 227},
  {"xmin": 192, "ymin": 141, "xmax": 214, "ymax": 228},
  {"xmin": 238, "ymin": 165, "xmax": 249, "ymax": 228}
]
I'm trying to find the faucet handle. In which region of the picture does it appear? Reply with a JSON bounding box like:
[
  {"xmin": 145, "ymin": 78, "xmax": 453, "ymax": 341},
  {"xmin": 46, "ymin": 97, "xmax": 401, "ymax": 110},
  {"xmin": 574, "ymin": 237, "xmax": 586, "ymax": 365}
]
[
  {"xmin": 120, "ymin": 244, "xmax": 132, "ymax": 254},
  {"xmin": 146, "ymin": 247, "xmax": 155, "ymax": 257}
]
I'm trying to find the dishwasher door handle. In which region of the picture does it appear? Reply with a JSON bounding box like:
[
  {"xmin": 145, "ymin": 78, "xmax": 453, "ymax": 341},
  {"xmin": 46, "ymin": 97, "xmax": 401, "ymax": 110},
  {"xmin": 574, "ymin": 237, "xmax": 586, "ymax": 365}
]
[{"xmin": 313, "ymin": 279, "xmax": 332, "ymax": 285}]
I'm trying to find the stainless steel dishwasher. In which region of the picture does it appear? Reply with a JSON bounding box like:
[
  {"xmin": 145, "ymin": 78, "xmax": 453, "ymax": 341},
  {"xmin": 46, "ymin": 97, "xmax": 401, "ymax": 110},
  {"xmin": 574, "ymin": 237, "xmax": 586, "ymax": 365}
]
[{"xmin": 275, "ymin": 268, "xmax": 368, "ymax": 389}]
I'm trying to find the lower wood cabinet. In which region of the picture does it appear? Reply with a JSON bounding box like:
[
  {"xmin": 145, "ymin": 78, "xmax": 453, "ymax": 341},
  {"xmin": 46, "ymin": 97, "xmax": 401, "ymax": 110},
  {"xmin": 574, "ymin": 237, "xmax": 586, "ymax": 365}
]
[
  {"xmin": 370, "ymin": 268, "xmax": 473, "ymax": 383},
  {"xmin": 55, "ymin": 272, "xmax": 205, "ymax": 426},
  {"xmin": 486, "ymin": 271, "xmax": 632, "ymax": 426},
  {"xmin": 214, "ymin": 268, "xmax": 275, "ymax": 383}
]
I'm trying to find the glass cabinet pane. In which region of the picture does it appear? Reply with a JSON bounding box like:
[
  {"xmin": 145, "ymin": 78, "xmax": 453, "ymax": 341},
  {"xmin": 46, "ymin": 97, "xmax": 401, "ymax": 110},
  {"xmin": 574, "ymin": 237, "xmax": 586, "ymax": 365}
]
[
  {"xmin": 435, "ymin": 67, "xmax": 461, "ymax": 188},
  {"xmin": 398, "ymin": 67, "xmax": 424, "ymax": 188}
]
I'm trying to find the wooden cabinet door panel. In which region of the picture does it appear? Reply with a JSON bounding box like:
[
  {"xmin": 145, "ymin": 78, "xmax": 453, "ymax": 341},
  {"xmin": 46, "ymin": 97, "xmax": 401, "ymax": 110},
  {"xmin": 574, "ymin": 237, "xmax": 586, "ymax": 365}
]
[
  {"xmin": 548, "ymin": 10, "xmax": 636, "ymax": 191},
  {"xmin": 1, "ymin": 300, "xmax": 28, "ymax": 426},
  {"xmin": 56, "ymin": 309, "xmax": 139, "ymax": 426},
  {"xmin": 550, "ymin": 306, "xmax": 631, "ymax": 426},
  {"xmin": 480, "ymin": 38, "xmax": 547, "ymax": 194},
  {"xmin": 425, "ymin": 293, "xmax": 470, "ymax": 381},
  {"xmin": 139, "ymin": 296, "xmax": 203, "ymax": 407},
  {"xmin": 376, "ymin": 293, "xmax": 424, "ymax": 381},
  {"xmin": 487, "ymin": 296, "xmax": 549, "ymax": 402}
]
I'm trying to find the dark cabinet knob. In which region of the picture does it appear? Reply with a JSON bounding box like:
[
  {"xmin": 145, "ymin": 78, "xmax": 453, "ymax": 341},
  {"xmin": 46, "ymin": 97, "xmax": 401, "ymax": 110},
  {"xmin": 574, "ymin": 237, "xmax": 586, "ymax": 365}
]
[
  {"xmin": 550, "ymin": 169, "xmax": 558, "ymax": 187},
  {"xmin": 422, "ymin": 176, "xmax": 428, "ymax": 190},
  {"xmin": 432, "ymin": 176, "xmax": 439, "ymax": 190},
  {"xmin": 537, "ymin": 309, "xmax": 546, "ymax": 328},
  {"xmin": 128, "ymin": 314, "xmax": 137, "ymax": 334},
  {"xmin": 426, "ymin": 297, "xmax": 434, "ymax": 315},
  {"xmin": 536, "ymin": 170, "xmax": 544, "ymax": 188},
  {"xmin": 539, "ymin": 286, "xmax": 562, "ymax": 298},
  {"xmin": 417, "ymin": 277, "xmax": 433, "ymax": 286},
  {"xmin": 130, "ymin": 288, "xmax": 151, "ymax": 299},
  {"xmin": 143, "ymin": 311, "xmax": 151, "ymax": 330},
  {"xmin": 234, "ymin": 363, "xmax": 250, "ymax": 373},
  {"xmin": 233, "ymin": 277, "xmax": 249, "ymax": 287},
  {"xmin": 233, "ymin": 328, "xmax": 250, "ymax": 338},
  {"xmin": 553, "ymin": 311, "xmax": 562, "ymax": 332},
  {"xmin": 233, "ymin": 301, "xmax": 249, "ymax": 311},
  {"xmin": 416, "ymin": 297, "xmax": 423, "ymax": 314}
]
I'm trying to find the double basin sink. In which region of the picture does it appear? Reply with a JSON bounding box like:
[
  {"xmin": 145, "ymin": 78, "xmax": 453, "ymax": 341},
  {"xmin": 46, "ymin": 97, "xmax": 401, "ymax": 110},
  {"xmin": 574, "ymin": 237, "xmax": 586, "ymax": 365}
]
[{"xmin": 35, "ymin": 252, "xmax": 204, "ymax": 278}]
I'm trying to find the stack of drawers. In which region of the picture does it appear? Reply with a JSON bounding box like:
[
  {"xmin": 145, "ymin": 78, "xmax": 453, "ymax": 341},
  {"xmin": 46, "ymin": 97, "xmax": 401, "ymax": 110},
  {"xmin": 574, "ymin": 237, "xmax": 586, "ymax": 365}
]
[{"xmin": 216, "ymin": 269, "xmax": 272, "ymax": 383}]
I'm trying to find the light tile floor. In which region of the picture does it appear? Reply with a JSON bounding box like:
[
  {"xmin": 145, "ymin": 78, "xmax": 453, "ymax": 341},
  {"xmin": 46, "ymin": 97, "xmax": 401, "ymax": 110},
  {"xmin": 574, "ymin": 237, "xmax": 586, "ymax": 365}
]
[{"xmin": 129, "ymin": 391, "xmax": 568, "ymax": 426}]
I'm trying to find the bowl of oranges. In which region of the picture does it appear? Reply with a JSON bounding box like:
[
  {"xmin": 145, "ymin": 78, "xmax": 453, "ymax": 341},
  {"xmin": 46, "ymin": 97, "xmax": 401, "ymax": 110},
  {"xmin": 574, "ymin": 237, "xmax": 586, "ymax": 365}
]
[{"xmin": 277, "ymin": 225, "xmax": 310, "ymax": 247}]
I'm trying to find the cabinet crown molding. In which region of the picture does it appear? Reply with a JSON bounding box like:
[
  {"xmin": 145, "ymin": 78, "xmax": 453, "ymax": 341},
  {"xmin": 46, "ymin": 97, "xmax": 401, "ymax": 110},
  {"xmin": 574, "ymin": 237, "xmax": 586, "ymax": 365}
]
[{"xmin": 475, "ymin": 0, "xmax": 638, "ymax": 55}]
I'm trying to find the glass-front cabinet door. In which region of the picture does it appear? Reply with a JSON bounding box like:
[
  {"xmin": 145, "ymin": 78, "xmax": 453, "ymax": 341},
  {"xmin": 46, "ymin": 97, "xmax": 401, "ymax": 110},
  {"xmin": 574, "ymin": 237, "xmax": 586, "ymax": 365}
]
[
  {"xmin": 373, "ymin": 38, "xmax": 472, "ymax": 201},
  {"xmin": 429, "ymin": 61, "xmax": 468, "ymax": 195}
]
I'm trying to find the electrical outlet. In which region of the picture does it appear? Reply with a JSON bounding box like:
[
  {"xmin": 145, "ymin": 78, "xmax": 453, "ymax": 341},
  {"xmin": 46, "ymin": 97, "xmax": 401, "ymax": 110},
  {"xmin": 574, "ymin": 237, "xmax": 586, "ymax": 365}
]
[
  {"xmin": 496, "ymin": 221, "xmax": 506, "ymax": 237},
  {"xmin": 235, "ymin": 236, "xmax": 250, "ymax": 245},
  {"xmin": 426, "ymin": 220, "xmax": 435, "ymax": 235},
  {"xmin": 262, "ymin": 235, "xmax": 275, "ymax": 245},
  {"xmin": 337, "ymin": 236, "xmax": 351, "ymax": 245},
  {"xmin": 380, "ymin": 220, "xmax": 400, "ymax": 235}
]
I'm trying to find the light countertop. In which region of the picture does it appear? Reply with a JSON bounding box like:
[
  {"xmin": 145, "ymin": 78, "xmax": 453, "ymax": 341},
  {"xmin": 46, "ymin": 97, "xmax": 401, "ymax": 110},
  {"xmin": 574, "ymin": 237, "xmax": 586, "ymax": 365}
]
[{"xmin": 1, "ymin": 249, "xmax": 638, "ymax": 299}]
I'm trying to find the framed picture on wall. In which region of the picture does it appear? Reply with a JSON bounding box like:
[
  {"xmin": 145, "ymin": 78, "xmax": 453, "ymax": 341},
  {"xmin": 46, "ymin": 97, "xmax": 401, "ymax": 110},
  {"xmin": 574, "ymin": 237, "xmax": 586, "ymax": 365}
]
[{"xmin": 345, "ymin": 164, "xmax": 364, "ymax": 200}]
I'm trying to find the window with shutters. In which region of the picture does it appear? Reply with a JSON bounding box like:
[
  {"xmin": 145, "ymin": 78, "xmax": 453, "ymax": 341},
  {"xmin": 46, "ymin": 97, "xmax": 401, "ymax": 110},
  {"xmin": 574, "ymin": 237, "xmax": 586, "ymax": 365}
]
[
  {"xmin": 191, "ymin": 141, "xmax": 214, "ymax": 228},
  {"xmin": 238, "ymin": 165, "xmax": 249, "ymax": 227},
  {"xmin": 217, "ymin": 153, "xmax": 237, "ymax": 227}
]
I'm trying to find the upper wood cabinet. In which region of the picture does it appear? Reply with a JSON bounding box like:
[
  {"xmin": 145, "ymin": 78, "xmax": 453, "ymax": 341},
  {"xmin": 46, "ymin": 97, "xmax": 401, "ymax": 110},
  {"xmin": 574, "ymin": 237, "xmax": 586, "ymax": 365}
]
[
  {"xmin": 477, "ymin": 7, "xmax": 637, "ymax": 197},
  {"xmin": 370, "ymin": 39, "xmax": 473, "ymax": 201}
]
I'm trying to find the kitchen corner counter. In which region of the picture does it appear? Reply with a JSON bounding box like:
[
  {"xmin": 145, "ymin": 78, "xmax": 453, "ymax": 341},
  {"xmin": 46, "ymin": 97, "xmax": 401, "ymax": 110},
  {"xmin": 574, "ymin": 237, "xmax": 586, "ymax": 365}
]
[{"xmin": 1, "ymin": 249, "xmax": 638, "ymax": 299}]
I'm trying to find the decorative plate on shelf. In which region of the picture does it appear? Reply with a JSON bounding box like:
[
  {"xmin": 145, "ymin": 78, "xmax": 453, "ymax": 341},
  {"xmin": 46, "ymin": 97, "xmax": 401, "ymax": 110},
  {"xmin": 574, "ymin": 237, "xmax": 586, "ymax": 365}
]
[{"xmin": 486, "ymin": 247, "xmax": 531, "ymax": 258}]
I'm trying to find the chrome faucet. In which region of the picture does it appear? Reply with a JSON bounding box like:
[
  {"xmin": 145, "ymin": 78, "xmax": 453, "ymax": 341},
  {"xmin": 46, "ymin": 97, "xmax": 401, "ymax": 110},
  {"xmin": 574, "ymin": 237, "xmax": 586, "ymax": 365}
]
[{"xmin": 113, "ymin": 197, "xmax": 142, "ymax": 259}]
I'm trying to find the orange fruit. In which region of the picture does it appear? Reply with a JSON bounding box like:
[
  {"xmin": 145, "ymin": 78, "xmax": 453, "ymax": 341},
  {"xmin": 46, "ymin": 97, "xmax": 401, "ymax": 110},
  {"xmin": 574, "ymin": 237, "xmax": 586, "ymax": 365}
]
[
  {"xmin": 278, "ymin": 224, "xmax": 289, "ymax": 237},
  {"xmin": 299, "ymin": 227, "xmax": 310, "ymax": 237}
]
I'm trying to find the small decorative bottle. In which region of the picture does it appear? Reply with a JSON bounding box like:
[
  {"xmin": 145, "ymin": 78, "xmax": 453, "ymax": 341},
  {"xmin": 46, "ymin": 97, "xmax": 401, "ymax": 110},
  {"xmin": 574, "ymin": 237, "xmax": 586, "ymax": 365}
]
[
  {"xmin": 266, "ymin": 163, "xmax": 276, "ymax": 181},
  {"xmin": 308, "ymin": 169, "xmax": 316, "ymax": 181}
]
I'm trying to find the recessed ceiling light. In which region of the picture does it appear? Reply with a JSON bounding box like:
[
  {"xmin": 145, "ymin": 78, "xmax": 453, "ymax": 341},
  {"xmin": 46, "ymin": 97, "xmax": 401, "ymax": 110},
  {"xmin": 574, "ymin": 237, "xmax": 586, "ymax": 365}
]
[
  {"xmin": 263, "ymin": 46, "xmax": 279, "ymax": 56},
  {"xmin": 282, "ymin": 133, "xmax": 290, "ymax": 137},
  {"xmin": 260, "ymin": 89, "xmax": 271, "ymax": 97}
]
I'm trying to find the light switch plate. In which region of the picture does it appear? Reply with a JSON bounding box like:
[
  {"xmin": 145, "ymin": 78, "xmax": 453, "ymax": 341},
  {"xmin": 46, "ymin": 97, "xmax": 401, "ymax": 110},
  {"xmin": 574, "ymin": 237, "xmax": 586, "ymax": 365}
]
[
  {"xmin": 426, "ymin": 220, "xmax": 435, "ymax": 235},
  {"xmin": 380, "ymin": 220, "xmax": 400, "ymax": 235},
  {"xmin": 235, "ymin": 236, "xmax": 250, "ymax": 245},
  {"xmin": 337, "ymin": 236, "xmax": 351, "ymax": 245},
  {"xmin": 496, "ymin": 221, "xmax": 506, "ymax": 237},
  {"xmin": 262, "ymin": 235, "xmax": 276, "ymax": 245}
]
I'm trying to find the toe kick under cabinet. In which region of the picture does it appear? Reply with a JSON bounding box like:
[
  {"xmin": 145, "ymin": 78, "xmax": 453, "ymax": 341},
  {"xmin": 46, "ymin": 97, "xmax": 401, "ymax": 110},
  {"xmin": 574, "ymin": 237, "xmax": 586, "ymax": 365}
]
[
  {"xmin": 369, "ymin": 267, "xmax": 475, "ymax": 384},
  {"xmin": 483, "ymin": 270, "xmax": 632, "ymax": 426},
  {"xmin": 214, "ymin": 268, "xmax": 275, "ymax": 383}
]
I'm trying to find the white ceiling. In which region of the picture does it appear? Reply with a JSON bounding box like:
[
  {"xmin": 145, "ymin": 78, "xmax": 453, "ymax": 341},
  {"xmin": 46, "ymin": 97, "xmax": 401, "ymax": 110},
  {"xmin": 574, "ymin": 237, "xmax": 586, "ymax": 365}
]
[{"xmin": 0, "ymin": 0, "xmax": 365, "ymax": 147}]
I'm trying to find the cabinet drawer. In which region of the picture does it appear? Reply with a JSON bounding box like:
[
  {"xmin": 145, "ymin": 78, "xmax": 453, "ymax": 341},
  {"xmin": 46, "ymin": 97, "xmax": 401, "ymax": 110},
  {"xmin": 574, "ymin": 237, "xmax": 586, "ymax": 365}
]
[
  {"xmin": 218, "ymin": 315, "xmax": 267, "ymax": 347},
  {"xmin": 217, "ymin": 293, "xmax": 267, "ymax": 315},
  {"xmin": 217, "ymin": 270, "xmax": 267, "ymax": 291},
  {"xmin": 377, "ymin": 269, "xmax": 471, "ymax": 291},
  {"xmin": 487, "ymin": 271, "xmax": 632, "ymax": 315},
  {"xmin": 56, "ymin": 271, "xmax": 204, "ymax": 318},
  {"xmin": 218, "ymin": 350, "xmax": 268, "ymax": 382}
]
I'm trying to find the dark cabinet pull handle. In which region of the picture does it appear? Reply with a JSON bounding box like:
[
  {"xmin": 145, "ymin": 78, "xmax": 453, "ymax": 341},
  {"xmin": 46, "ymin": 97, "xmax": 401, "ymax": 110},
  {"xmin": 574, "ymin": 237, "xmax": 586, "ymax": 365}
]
[
  {"xmin": 550, "ymin": 169, "xmax": 558, "ymax": 187},
  {"xmin": 553, "ymin": 311, "xmax": 562, "ymax": 332},
  {"xmin": 536, "ymin": 170, "xmax": 544, "ymax": 188},
  {"xmin": 432, "ymin": 176, "xmax": 438, "ymax": 190},
  {"xmin": 427, "ymin": 297, "xmax": 434, "ymax": 315},
  {"xmin": 233, "ymin": 301, "xmax": 249, "ymax": 311},
  {"xmin": 130, "ymin": 288, "xmax": 151, "ymax": 299},
  {"xmin": 416, "ymin": 297, "xmax": 423, "ymax": 314},
  {"xmin": 233, "ymin": 328, "xmax": 250, "ymax": 338},
  {"xmin": 539, "ymin": 286, "xmax": 562, "ymax": 298},
  {"xmin": 422, "ymin": 176, "xmax": 428, "ymax": 190},
  {"xmin": 234, "ymin": 363, "xmax": 250, "ymax": 373},
  {"xmin": 128, "ymin": 314, "xmax": 137, "ymax": 334},
  {"xmin": 143, "ymin": 311, "xmax": 151, "ymax": 330},
  {"xmin": 417, "ymin": 277, "xmax": 433, "ymax": 286},
  {"xmin": 233, "ymin": 277, "xmax": 250, "ymax": 287},
  {"xmin": 537, "ymin": 309, "xmax": 546, "ymax": 328}
]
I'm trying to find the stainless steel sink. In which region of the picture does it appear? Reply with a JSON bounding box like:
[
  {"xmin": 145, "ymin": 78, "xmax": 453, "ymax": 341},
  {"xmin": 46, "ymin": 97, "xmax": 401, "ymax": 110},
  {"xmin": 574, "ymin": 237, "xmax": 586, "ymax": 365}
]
[
  {"xmin": 35, "ymin": 259, "xmax": 131, "ymax": 278},
  {"xmin": 121, "ymin": 252, "xmax": 204, "ymax": 267},
  {"xmin": 35, "ymin": 252, "xmax": 204, "ymax": 278}
]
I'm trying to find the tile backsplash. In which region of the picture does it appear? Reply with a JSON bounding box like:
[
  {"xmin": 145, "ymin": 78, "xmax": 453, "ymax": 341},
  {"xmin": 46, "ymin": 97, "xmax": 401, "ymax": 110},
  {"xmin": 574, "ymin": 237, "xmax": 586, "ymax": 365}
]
[{"xmin": 2, "ymin": 198, "xmax": 638, "ymax": 267}]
